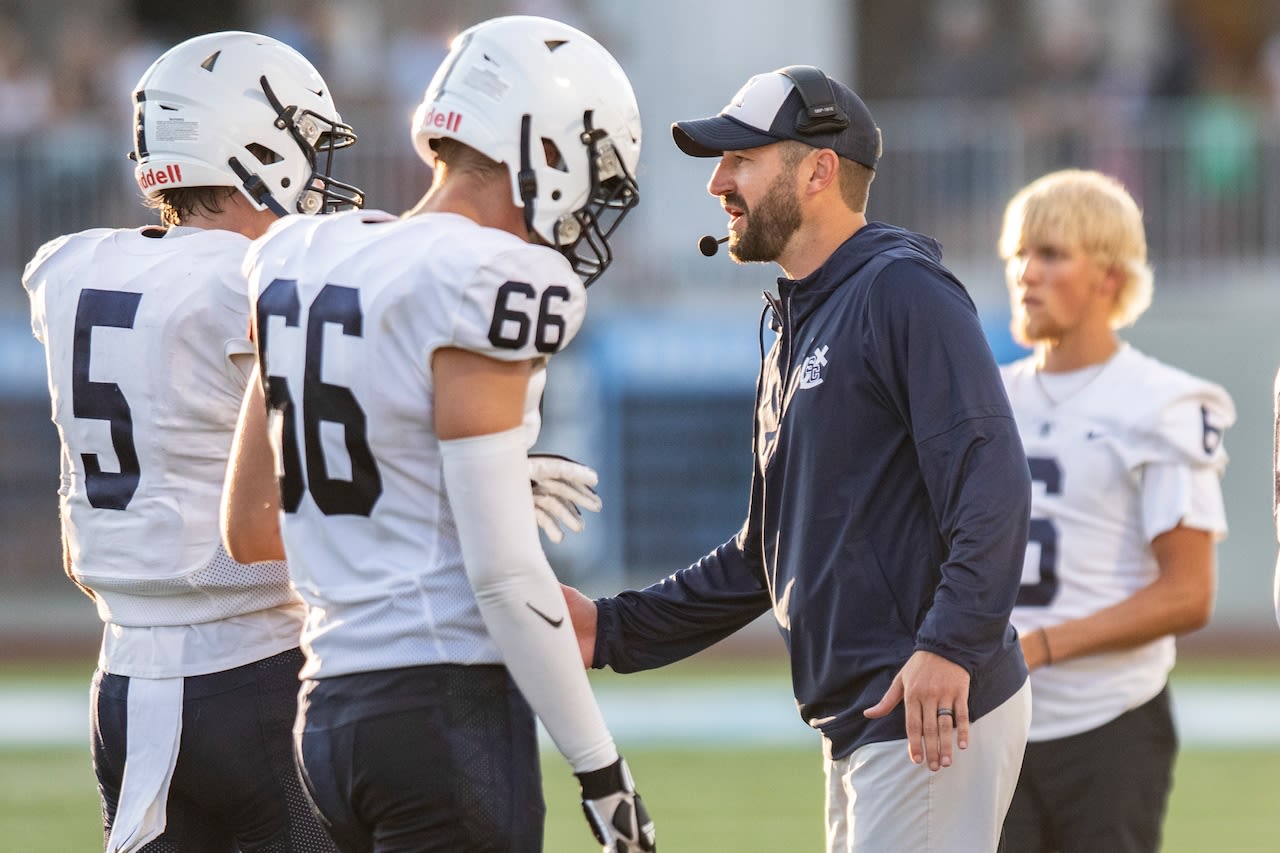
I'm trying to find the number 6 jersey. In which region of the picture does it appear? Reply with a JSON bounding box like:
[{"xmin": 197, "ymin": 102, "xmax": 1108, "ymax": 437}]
[
  {"xmin": 1001, "ymin": 344, "xmax": 1234, "ymax": 741},
  {"xmin": 243, "ymin": 209, "xmax": 587, "ymax": 679}
]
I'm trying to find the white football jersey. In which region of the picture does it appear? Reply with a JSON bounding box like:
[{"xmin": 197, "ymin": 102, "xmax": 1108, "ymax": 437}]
[
  {"xmin": 1002, "ymin": 344, "xmax": 1234, "ymax": 741},
  {"xmin": 23, "ymin": 227, "xmax": 298, "ymax": 638},
  {"xmin": 244, "ymin": 210, "xmax": 587, "ymax": 679}
]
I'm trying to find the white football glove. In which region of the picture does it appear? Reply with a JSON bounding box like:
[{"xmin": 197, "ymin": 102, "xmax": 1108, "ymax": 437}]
[
  {"xmin": 576, "ymin": 757, "xmax": 656, "ymax": 852},
  {"xmin": 528, "ymin": 453, "xmax": 603, "ymax": 544}
]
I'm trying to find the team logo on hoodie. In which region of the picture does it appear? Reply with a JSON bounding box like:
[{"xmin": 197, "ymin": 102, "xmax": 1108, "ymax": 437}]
[{"xmin": 800, "ymin": 344, "xmax": 828, "ymax": 389}]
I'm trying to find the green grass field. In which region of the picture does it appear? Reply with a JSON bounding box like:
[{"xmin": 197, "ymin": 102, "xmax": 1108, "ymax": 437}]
[{"xmin": 3, "ymin": 657, "xmax": 1279, "ymax": 851}]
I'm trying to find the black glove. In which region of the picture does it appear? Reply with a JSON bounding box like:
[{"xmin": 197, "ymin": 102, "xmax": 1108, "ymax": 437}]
[
  {"xmin": 576, "ymin": 756, "xmax": 656, "ymax": 852},
  {"xmin": 528, "ymin": 453, "xmax": 602, "ymax": 543}
]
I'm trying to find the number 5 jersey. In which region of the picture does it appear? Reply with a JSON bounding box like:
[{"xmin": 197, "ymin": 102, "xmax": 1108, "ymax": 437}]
[
  {"xmin": 1001, "ymin": 344, "xmax": 1235, "ymax": 741},
  {"xmin": 242, "ymin": 209, "xmax": 587, "ymax": 680},
  {"xmin": 23, "ymin": 226, "xmax": 301, "ymax": 676}
]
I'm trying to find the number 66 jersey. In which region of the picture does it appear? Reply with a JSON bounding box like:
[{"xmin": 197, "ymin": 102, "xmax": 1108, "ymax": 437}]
[{"xmin": 243, "ymin": 209, "xmax": 587, "ymax": 680}]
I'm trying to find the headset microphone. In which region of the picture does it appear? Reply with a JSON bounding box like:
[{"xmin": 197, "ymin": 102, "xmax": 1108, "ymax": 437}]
[{"xmin": 698, "ymin": 234, "xmax": 729, "ymax": 257}]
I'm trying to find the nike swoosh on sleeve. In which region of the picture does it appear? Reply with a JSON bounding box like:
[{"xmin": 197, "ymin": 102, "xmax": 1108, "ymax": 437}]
[{"xmin": 526, "ymin": 602, "xmax": 565, "ymax": 628}]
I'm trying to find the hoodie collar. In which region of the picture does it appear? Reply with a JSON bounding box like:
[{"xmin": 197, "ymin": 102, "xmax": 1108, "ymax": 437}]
[{"xmin": 774, "ymin": 222, "xmax": 945, "ymax": 316}]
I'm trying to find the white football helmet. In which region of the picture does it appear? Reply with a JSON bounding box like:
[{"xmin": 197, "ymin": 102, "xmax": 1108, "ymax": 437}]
[
  {"xmin": 132, "ymin": 30, "xmax": 363, "ymax": 215},
  {"xmin": 412, "ymin": 15, "xmax": 641, "ymax": 285}
]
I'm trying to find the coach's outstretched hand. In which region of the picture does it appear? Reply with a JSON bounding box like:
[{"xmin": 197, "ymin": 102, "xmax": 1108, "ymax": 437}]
[
  {"xmin": 560, "ymin": 583, "xmax": 598, "ymax": 667},
  {"xmin": 576, "ymin": 756, "xmax": 656, "ymax": 852}
]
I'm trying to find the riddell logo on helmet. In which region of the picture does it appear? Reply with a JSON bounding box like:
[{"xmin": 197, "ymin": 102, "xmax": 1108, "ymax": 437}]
[
  {"xmin": 136, "ymin": 164, "xmax": 183, "ymax": 190},
  {"xmin": 420, "ymin": 108, "xmax": 463, "ymax": 133}
]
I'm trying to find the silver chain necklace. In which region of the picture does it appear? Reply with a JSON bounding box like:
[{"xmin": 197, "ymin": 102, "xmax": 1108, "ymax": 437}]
[{"xmin": 1032, "ymin": 352, "xmax": 1118, "ymax": 435}]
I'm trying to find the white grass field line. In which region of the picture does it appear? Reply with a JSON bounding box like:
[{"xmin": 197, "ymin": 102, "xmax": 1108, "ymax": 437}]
[{"xmin": 1, "ymin": 682, "xmax": 1276, "ymax": 749}]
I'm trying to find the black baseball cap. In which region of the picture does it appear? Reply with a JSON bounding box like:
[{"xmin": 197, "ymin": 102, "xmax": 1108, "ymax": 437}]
[{"xmin": 672, "ymin": 66, "xmax": 882, "ymax": 169}]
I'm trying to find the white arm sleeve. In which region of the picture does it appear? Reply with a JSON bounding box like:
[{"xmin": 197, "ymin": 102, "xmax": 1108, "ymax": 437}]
[{"xmin": 440, "ymin": 426, "xmax": 619, "ymax": 774}]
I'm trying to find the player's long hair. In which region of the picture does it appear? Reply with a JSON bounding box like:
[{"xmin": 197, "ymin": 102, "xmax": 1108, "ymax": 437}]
[
  {"xmin": 998, "ymin": 169, "xmax": 1154, "ymax": 329},
  {"xmin": 430, "ymin": 138, "xmax": 506, "ymax": 182},
  {"xmin": 145, "ymin": 186, "xmax": 239, "ymax": 226}
]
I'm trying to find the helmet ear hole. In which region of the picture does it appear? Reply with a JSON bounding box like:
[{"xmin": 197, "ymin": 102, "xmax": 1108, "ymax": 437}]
[
  {"xmin": 542, "ymin": 138, "xmax": 567, "ymax": 172},
  {"xmin": 247, "ymin": 143, "xmax": 282, "ymax": 165}
]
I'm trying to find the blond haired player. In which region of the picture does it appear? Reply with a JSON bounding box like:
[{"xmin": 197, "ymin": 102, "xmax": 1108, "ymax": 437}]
[{"xmin": 999, "ymin": 169, "xmax": 1234, "ymax": 852}]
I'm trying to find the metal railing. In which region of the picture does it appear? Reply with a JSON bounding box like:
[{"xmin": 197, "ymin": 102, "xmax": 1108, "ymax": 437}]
[{"xmin": 3, "ymin": 96, "xmax": 1276, "ymax": 308}]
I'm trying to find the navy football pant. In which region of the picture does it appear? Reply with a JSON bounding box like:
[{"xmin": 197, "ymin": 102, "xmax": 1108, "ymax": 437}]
[
  {"xmin": 92, "ymin": 647, "xmax": 336, "ymax": 852},
  {"xmin": 1002, "ymin": 686, "xmax": 1177, "ymax": 853},
  {"xmin": 295, "ymin": 664, "xmax": 544, "ymax": 853}
]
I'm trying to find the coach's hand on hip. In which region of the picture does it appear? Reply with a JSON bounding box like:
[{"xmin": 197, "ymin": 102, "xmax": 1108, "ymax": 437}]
[{"xmin": 863, "ymin": 650, "xmax": 971, "ymax": 772}]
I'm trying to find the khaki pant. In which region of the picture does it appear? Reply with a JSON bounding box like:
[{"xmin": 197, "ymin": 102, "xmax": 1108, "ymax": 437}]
[{"xmin": 825, "ymin": 679, "xmax": 1031, "ymax": 853}]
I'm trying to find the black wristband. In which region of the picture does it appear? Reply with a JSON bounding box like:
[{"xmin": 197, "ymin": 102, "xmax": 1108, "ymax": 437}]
[{"xmin": 576, "ymin": 757, "xmax": 626, "ymax": 799}]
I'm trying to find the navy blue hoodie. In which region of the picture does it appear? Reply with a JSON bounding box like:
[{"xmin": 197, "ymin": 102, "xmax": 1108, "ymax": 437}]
[{"xmin": 593, "ymin": 222, "xmax": 1031, "ymax": 759}]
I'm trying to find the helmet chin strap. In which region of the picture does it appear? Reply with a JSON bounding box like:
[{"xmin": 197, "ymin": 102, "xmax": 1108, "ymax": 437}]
[
  {"xmin": 227, "ymin": 156, "xmax": 289, "ymax": 216},
  {"xmin": 517, "ymin": 113, "xmax": 538, "ymax": 236}
]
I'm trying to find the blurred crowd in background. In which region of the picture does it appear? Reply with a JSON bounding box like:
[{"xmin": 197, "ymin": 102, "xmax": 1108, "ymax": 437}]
[{"xmin": 5, "ymin": 0, "xmax": 1280, "ymax": 143}]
